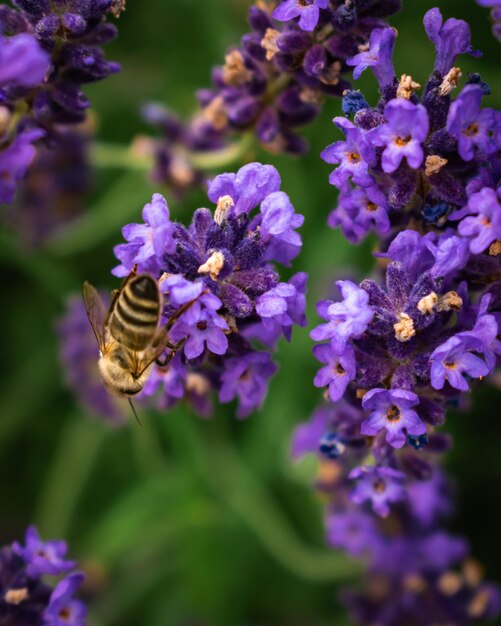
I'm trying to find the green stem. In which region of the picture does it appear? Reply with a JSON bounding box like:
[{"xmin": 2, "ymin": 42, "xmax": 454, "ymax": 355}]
[
  {"xmin": 35, "ymin": 416, "xmax": 109, "ymax": 538},
  {"xmin": 91, "ymin": 143, "xmax": 153, "ymax": 171},
  {"xmin": 91, "ymin": 132, "xmax": 255, "ymax": 173},
  {"xmin": 187, "ymin": 132, "xmax": 255, "ymax": 170}
]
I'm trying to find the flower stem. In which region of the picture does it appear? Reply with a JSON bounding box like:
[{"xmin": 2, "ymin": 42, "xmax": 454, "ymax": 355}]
[{"xmin": 91, "ymin": 132, "xmax": 255, "ymax": 173}]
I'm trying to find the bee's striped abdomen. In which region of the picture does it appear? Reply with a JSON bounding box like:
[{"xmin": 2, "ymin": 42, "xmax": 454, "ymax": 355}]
[{"xmin": 110, "ymin": 275, "xmax": 160, "ymax": 351}]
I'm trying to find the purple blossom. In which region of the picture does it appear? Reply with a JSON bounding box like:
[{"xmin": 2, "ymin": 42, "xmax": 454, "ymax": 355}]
[
  {"xmin": 346, "ymin": 27, "xmax": 396, "ymax": 88},
  {"xmin": 43, "ymin": 573, "xmax": 87, "ymax": 626},
  {"xmin": 326, "ymin": 510, "xmax": 378, "ymax": 557},
  {"xmin": 170, "ymin": 293, "xmax": 229, "ymax": 359},
  {"xmin": 385, "ymin": 230, "xmax": 469, "ymax": 281},
  {"xmin": 313, "ymin": 342, "xmax": 356, "ymax": 402},
  {"xmin": 321, "ymin": 118, "xmax": 376, "ymax": 189},
  {"xmin": 310, "ymin": 281, "xmax": 374, "ymax": 351},
  {"xmin": 428, "ymin": 232, "xmax": 470, "ymax": 278},
  {"xmin": 141, "ymin": 353, "xmax": 186, "ymax": 409},
  {"xmin": 430, "ymin": 336, "xmax": 490, "ymax": 391},
  {"xmin": 371, "ymin": 99, "xmax": 429, "ymax": 173},
  {"xmin": 329, "ymin": 186, "xmax": 390, "ymax": 243},
  {"xmin": 348, "ymin": 465, "xmax": 407, "ymax": 517},
  {"xmin": 12, "ymin": 526, "xmax": 75, "ymax": 578},
  {"xmin": 219, "ymin": 351, "xmax": 278, "ymax": 418},
  {"xmin": 449, "ymin": 187, "xmax": 501, "ymax": 254},
  {"xmin": 272, "ymin": 0, "xmax": 329, "ymax": 32},
  {"xmin": 361, "ymin": 388, "xmax": 426, "ymax": 449},
  {"xmin": 290, "ymin": 406, "xmax": 332, "ymax": 458},
  {"xmin": 255, "ymin": 274, "xmax": 307, "ymax": 343},
  {"xmin": 113, "ymin": 193, "xmax": 174, "ymax": 277},
  {"xmin": 207, "ymin": 162, "xmax": 281, "ymax": 216},
  {"xmin": 159, "ymin": 274, "xmax": 205, "ymax": 306},
  {"xmin": 458, "ymin": 294, "xmax": 501, "ymax": 369},
  {"xmin": 259, "ymin": 191, "xmax": 304, "ymax": 264},
  {"xmin": 0, "ymin": 129, "xmax": 44, "ymax": 204},
  {"xmin": 424, "ymin": 7, "xmax": 481, "ymax": 76},
  {"xmin": 446, "ymin": 85, "xmax": 496, "ymax": 161},
  {"xmin": 0, "ymin": 33, "xmax": 49, "ymax": 88}
]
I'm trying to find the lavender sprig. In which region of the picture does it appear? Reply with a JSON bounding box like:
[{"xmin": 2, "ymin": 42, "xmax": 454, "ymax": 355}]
[
  {"xmin": 321, "ymin": 8, "xmax": 500, "ymax": 246},
  {"xmin": 0, "ymin": 526, "xmax": 87, "ymax": 626},
  {"xmin": 140, "ymin": 0, "xmax": 402, "ymax": 193},
  {"xmin": 60, "ymin": 162, "xmax": 307, "ymax": 420},
  {"xmin": 0, "ymin": 0, "xmax": 121, "ymax": 204},
  {"xmin": 295, "ymin": 7, "xmax": 501, "ymax": 623}
]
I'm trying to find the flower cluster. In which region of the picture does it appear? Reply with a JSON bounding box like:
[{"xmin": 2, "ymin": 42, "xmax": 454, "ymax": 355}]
[
  {"xmin": 476, "ymin": 0, "xmax": 501, "ymax": 41},
  {"xmin": 293, "ymin": 403, "xmax": 501, "ymax": 624},
  {"xmin": 311, "ymin": 229, "xmax": 500, "ymax": 448},
  {"xmin": 59, "ymin": 162, "xmax": 307, "ymax": 420},
  {"xmin": 298, "ymin": 7, "xmax": 501, "ymax": 623},
  {"xmin": 143, "ymin": 0, "xmax": 402, "ymax": 192},
  {"xmin": 322, "ymin": 9, "xmax": 500, "ymax": 247},
  {"xmin": 0, "ymin": 526, "xmax": 87, "ymax": 626},
  {"xmin": 0, "ymin": 0, "xmax": 121, "ymax": 204}
]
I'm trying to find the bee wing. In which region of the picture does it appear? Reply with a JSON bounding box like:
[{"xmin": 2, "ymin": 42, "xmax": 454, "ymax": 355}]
[{"xmin": 82, "ymin": 282, "xmax": 109, "ymax": 352}]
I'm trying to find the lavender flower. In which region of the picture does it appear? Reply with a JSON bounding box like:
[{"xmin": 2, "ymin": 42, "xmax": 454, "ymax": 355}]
[
  {"xmin": 12, "ymin": 527, "xmax": 75, "ymax": 578},
  {"xmin": 346, "ymin": 27, "xmax": 396, "ymax": 88},
  {"xmin": 446, "ymin": 84, "xmax": 497, "ymax": 161},
  {"xmin": 0, "ymin": 32, "xmax": 49, "ymax": 88},
  {"xmin": 310, "ymin": 280, "xmax": 374, "ymax": 350},
  {"xmin": 348, "ymin": 465, "xmax": 406, "ymax": 517},
  {"xmin": 321, "ymin": 8, "xmax": 501, "ymax": 246},
  {"xmin": 450, "ymin": 186, "xmax": 501, "ymax": 254},
  {"xmin": 143, "ymin": 0, "xmax": 403, "ymax": 190},
  {"xmin": 0, "ymin": 527, "xmax": 86, "ymax": 626},
  {"xmin": 370, "ymin": 99, "xmax": 429, "ymax": 173},
  {"xmin": 0, "ymin": 0, "xmax": 120, "ymax": 203},
  {"xmin": 0, "ymin": 129, "xmax": 44, "ymax": 204},
  {"xmin": 43, "ymin": 573, "xmax": 86, "ymax": 626},
  {"xmin": 273, "ymin": 0, "xmax": 329, "ymax": 32},
  {"xmin": 360, "ymin": 388, "xmax": 426, "ymax": 449}
]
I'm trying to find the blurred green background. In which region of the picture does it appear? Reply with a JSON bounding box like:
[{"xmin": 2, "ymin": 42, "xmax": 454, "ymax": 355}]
[{"xmin": 1, "ymin": 1, "xmax": 500, "ymax": 625}]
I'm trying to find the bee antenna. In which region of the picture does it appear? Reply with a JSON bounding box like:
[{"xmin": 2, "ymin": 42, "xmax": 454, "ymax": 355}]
[{"xmin": 128, "ymin": 398, "xmax": 143, "ymax": 427}]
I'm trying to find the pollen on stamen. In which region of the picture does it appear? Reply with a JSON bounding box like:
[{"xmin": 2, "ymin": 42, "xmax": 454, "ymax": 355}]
[
  {"xmin": 261, "ymin": 28, "xmax": 280, "ymax": 61},
  {"xmin": 198, "ymin": 250, "xmax": 225, "ymax": 280},
  {"xmin": 489, "ymin": 240, "xmax": 501, "ymax": 256},
  {"xmin": 396, "ymin": 74, "xmax": 421, "ymax": 99},
  {"xmin": 222, "ymin": 50, "xmax": 253, "ymax": 86},
  {"xmin": 417, "ymin": 292, "xmax": 437, "ymax": 315},
  {"xmin": 394, "ymin": 312, "xmax": 415, "ymax": 342},
  {"xmin": 4, "ymin": 588, "xmax": 29, "ymax": 605},
  {"xmin": 425, "ymin": 155, "xmax": 448, "ymax": 176},
  {"xmin": 214, "ymin": 195, "xmax": 234, "ymax": 224},
  {"xmin": 199, "ymin": 95, "xmax": 228, "ymax": 131},
  {"xmin": 439, "ymin": 67, "xmax": 462, "ymax": 96},
  {"xmin": 437, "ymin": 291, "xmax": 463, "ymax": 312}
]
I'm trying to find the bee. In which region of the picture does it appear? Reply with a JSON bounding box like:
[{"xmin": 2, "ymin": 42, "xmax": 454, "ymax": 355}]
[{"xmin": 83, "ymin": 267, "xmax": 192, "ymax": 420}]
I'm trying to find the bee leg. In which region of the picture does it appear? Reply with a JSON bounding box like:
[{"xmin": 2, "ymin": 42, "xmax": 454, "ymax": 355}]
[{"xmin": 156, "ymin": 339, "xmax": 187, "ymax": 367}]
